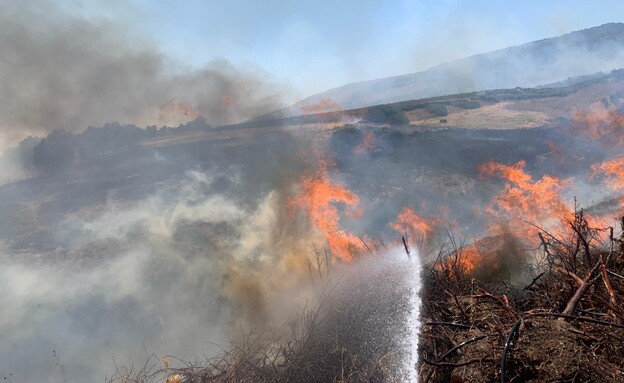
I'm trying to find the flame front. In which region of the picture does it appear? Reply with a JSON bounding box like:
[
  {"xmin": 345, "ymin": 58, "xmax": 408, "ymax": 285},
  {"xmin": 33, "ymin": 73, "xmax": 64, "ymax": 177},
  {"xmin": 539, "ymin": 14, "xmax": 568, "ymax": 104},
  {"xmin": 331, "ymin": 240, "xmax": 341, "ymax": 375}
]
[
  {"xmin": 479, "ymin": 160, "xmax": 568, "ymax": 241},
  {"xmin": 389, "ymin": 206, "xmax": 433, "ymax": 242},
  {"xmin": 452, "ymin": 245, "xmax": 480, "ymax": 274},
  {"xmin": 301, "ymin": 98, "xmax": 342, "ymax": 115},
  {"xmin": 290, "ymin": 158, "xmax": 363, "ymax": 261},
  {"xmin": 593, "ymin": 156, "xmax": 624, "ymax": 190},
  {"xmin": 573, "ymin": 104, "xmax": 624, "ymax": 146},
  {"xmin": 353, "ymin": 132, "xmax": 376, "ymax": 154}
]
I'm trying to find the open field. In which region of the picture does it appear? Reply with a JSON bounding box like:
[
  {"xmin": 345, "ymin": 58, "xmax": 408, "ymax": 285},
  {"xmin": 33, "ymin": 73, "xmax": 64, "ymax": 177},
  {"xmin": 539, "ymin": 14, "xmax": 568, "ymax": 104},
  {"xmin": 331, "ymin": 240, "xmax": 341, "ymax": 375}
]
[{"xmin": 407, "ymin": 102, "xmax": 549, "ymax": 129}]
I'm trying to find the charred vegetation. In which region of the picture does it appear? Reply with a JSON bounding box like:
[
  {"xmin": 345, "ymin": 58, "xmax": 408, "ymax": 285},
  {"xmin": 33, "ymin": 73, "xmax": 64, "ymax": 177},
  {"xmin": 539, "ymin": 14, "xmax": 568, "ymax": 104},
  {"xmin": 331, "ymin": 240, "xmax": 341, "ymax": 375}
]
[{"xmin": 420, "ymin": 209, "xmax": 624, "ymax": 382}]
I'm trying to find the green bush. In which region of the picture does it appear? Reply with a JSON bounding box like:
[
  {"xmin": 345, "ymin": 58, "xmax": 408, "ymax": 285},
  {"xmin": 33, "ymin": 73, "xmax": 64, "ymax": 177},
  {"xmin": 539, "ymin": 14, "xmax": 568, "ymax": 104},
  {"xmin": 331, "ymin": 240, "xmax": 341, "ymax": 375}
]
[
  {"xmin": 365, "ymin": 105, "xmax": 409, "ymax": 125},
  {"xmin": 425, "ymin": 103, "xmax": 448, "ymax": 117},
  {"xmin": 451, "ymin": 100, "xmax": 481, "ymax": 109}
]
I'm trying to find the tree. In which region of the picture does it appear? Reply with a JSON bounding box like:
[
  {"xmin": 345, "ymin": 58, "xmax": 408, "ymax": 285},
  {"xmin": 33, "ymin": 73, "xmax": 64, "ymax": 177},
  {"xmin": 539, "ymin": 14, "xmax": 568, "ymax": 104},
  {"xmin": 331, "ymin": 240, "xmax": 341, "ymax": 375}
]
[
  {"xmin": 366, "ymin": 104, "xmax": 409, "ymax": 125},
  {"xmin": 33, "ymin": 130, "xmax": 77, "ymax": 173},
  {"xmin": 425, "ymin": 103, "xmax": 448, "ymax": 117}
]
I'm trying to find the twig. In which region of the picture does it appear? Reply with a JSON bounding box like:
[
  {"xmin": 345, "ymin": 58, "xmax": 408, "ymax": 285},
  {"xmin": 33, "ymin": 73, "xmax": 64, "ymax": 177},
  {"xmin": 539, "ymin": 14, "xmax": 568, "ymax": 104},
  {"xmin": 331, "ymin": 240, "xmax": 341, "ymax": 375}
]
[
  {"xmin": 424, "ymin": 335, "xmax": 487, "ymax": 383},
  {"xmin": 402, "ymin": 235, "xmax": 411, "ymax": 258},
  {"xmin": 471, "ymin": 292, "xmax": 517, "ymax": 317},
  {"xmin": 607, "ymin": 269, "xmax": 624, "ymax": 280},
  {"xmin": 422, "ymin": 357, "xmax": 491, "ymax": 367},
  {"xmin": 423, "ymin": 322, "xmax": 472, "ymax": 329},
  {"xmin": 601, "ymin": 264, "xmax": 618, "ymax": 309},
  {"xmin": 500, "ymin": 313, "xmax": 624, "ymax": 383},
  {"xmin": 554, "ymin": 263, "xmax": 601, "ymax": 316},
  {"xmin": 523, "ymin": 271, "xmax": 546, "ymax": 291}
]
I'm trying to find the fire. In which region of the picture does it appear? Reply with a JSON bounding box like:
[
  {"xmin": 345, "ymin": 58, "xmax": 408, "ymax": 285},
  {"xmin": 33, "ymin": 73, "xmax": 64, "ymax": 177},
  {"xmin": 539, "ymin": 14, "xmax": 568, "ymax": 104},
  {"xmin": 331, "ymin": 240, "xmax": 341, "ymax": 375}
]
[
  {"xmin": 290, "ymin": 157, "xmax": 363, "ymax": 261},
  {"xmin": 353, "ymin": 132, "xmax": 376, "ymax": 154},
  {"xmin": 438, "ymin": 234, "xmax": 526, "ymax": 280},
  {"xmin": 591, "ymin": 156, "xmax": 624, "ymax": 215},
  {"xmin": 158, "ymin": 99, "xmax": 199, "ymax": 124},
  {"xmin": 435, "ymin": 243, "xmax": 480, "ymax": 275},
  {"xmin": 592, "ymin": 156, "xmax": 624, "ymax": 190},
  {"xmin": 389, "ymin": 207, "xmax": 433, "ymax": 242},
  {"xmin": 220, "ymin": 95, "xmax": 234, "ymax": 108},
  {"xmin": 573, "ymin": 104, "xmax": 624, "ymax": 146},
  {"xmin": 455, "ymin": 245, "xmax": 480, "ymax": 274},
  {"xmin": 301, "ymin": 98, "xmax": 342, "ymax": 115},
  {"xmin": 478, "ymin": 160, "xmax": 568, "ymax": 240}
]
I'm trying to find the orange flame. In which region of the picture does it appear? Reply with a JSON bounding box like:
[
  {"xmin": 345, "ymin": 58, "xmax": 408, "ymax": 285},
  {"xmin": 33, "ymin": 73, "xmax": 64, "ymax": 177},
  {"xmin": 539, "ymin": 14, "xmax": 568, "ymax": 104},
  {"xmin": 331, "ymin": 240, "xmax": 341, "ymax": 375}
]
[
  {"xmin": 434, "ymin": 244, "xmax": 480, "ymax": 275},
  {"xmin": 389, "ymin": 207, "xmax": 433, "ymax": 242},
  {"xmin": 592, "ymin": 156, "xmax": 624, "ymax": 190},
  {"xmin": 479, "ymin": 160, "xmax": 569, "ymax": 241},
  {"xmin": 301, "ymin": 98, "xmax": 342, "ymax": 115},
  {"xmin": 573, "ymin": 104, "xmax": 624, "ymax": 146},
  {"xmin": 290, "ymin": 157, "xmax": 363, "ymax": 261},
  {"xmin": 353, "ymin": 132, "xmax": 376, "ymax": 154},
  {"xmin": 454, "ymin": 245, "xmax": 480, "ymax": 274},
  {"xmin": 158, "ymin": 99, "xmax": 199, "ymax": 124},
  {"xmin": 438, "ymin": 234, "xmax": 525, "ymax": 279},
  {"xmin": 220, "ymin": 95, "xmax": 234, "ymax": 109},
  {"xmin": 591, "ymin": 156, "xmax": 624, "ymax": 214}
]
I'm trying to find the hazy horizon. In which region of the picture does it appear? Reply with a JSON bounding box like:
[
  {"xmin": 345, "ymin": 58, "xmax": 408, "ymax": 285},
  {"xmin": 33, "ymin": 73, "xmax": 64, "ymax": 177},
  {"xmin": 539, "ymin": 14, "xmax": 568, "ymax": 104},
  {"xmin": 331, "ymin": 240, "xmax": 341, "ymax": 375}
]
[
  {"xmin": 1, "ymin": 1, "xmax": 623, "ymax": 149},
  {"xmin": 70, "ymin": 0, "xmax": 624, "ymax": 97}
]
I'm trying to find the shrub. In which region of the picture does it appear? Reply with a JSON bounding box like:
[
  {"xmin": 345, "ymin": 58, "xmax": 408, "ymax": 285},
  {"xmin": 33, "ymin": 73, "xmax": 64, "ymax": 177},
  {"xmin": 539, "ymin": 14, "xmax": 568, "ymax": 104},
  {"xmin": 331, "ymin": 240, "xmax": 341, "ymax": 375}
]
[
  {"xmin": 33, "ymin": 130, "xmax": 77, "ymax": 173},
  {"xmin": 451, "ymin": 100, "xmax": 481, "ymax": 109},
  {"xmin": 366, "ymin": 105, "xmax": 409, "ymax": 125},
  {"xmin": 425, "ymin": 103, "xmax": 448, "ymax": 117}
]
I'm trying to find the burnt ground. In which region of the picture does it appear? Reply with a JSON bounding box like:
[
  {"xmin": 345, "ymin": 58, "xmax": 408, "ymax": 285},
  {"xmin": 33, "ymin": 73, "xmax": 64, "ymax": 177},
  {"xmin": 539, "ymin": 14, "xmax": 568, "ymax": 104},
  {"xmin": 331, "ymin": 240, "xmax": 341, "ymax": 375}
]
[
  {"xmin": 3, "ymin": 117, "xmax": 624, "ymax": 381},
  {"xmin": 421, "ymin": 318, "xmax": 624, "ymax": 383},
  {"xmin": 1, "ymin": 122, "xmax": 595, "ymax": 259},
  {"xmin": 418, "ymin": 223, "xmax": 624, "ymax": 383}
]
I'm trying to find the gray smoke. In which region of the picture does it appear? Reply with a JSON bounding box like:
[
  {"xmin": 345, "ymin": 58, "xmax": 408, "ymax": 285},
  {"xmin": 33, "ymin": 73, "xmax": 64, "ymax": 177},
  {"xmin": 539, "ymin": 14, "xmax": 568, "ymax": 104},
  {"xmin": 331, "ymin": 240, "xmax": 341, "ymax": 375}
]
[
  {"xmin": 293, "ymin": 23, "xmax": 624, "ymax": 112},
  {"xmin": 0, "ymin": 164, "xmax": 322, "ymax": 382},
  {"xmin": 0, "ymin": 0, "xmax": 288, "ymax": 150}
]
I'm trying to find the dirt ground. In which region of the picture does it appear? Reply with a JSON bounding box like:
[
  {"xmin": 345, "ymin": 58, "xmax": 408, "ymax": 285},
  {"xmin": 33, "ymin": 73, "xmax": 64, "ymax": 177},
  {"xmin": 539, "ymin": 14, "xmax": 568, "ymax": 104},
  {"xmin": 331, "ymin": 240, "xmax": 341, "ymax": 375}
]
[{"xmin": 407, "ymin": 102, "xmax": 549, "ymax": 129}]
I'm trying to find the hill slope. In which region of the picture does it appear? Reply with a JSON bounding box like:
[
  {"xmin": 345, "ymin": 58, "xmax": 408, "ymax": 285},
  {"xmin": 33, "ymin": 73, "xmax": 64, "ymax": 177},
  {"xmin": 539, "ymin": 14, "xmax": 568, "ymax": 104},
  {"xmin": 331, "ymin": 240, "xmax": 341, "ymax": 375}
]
[{"xmin": 290, "ymin": 23, "xmax": 624, "ymax": 113}]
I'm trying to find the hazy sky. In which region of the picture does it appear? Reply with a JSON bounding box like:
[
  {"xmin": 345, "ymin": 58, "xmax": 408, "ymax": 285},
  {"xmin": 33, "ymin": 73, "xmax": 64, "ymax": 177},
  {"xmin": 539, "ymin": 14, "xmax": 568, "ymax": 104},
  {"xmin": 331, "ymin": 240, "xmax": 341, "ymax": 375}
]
[
  {"xmin": 59, "ymin": 0, "xmax": 624, "ymax": 98},
  {"xmin": 1, "ymin": 0, "xmax": 622, "ymax": 151}
]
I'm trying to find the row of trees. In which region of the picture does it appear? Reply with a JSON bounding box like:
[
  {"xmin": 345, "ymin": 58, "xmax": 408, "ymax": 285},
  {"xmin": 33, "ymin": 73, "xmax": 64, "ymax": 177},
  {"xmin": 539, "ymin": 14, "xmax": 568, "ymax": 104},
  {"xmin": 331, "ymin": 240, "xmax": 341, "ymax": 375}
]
[{"xmin": 30, "ymin": 119, "xmax": 210, "ymax": 173}]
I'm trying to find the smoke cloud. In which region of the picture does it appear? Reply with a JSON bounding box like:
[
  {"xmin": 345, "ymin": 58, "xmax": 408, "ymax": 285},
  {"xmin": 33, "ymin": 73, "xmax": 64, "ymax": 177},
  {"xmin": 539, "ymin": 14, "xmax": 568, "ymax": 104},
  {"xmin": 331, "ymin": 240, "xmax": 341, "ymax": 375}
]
[
  {"xmin": 294, "ymin": 23, "xmax": 624, "ymax": 111},
  {"xmin": 0, "ymin": 163, "xmax": 325, "ymax": 381},
  {"xmin": 0, "ymin": 0, "xmax": 288, "ymax": 150}
]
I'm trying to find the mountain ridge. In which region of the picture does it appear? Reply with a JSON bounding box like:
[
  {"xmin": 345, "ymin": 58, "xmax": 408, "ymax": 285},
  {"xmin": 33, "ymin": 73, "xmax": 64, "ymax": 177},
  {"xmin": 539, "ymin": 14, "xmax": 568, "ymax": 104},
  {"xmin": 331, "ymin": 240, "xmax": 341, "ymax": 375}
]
[{"xmin": 287, "ymin": 22, "xmax": 624, "ymax": 114}]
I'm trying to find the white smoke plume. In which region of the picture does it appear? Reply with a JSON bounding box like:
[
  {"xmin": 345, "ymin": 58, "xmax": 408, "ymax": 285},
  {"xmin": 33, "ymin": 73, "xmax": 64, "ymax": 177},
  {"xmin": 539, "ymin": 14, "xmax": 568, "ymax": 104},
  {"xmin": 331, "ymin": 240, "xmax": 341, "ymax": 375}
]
[
  {"xmin": 0, "ymin": 168, "xmax": 318, "ymax": 381},
  {"xmin": 0, "ymin": 0, "xmax": 290, "ymax": 151}
]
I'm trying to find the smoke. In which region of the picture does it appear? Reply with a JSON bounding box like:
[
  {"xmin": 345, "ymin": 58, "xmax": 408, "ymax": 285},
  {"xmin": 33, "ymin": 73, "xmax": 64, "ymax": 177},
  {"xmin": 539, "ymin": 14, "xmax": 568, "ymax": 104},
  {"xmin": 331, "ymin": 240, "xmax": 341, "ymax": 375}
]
[
  {"xmin": 3, "ymin": 3, "xmax": 624, "ymax": 381},
  {"xmin": 0, "ymin": 136, "xmax": 40, "ymax": 184},
  {"xmin": 0, "ymin": 162, "xmax": 325, "ymax": 381},
  {"xmin": 0, "ymin": 0, "xmax": 289, "ymax": 151},
  {"xmin": 1, "ymin": 170, "xmax": 231, "ymax": 381},
  {"xmin": 295, "ymin": 23, "xmax": 624, "ymax": 111}
]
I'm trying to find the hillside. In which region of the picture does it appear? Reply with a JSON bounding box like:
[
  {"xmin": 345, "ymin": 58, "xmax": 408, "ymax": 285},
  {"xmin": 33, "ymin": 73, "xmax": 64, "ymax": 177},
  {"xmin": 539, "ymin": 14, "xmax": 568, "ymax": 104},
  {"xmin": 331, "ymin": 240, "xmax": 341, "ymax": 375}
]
[
  {"xmin": 288, "ymin": 23, "xmax": 624, "ymax": 113},
  {"xmin": 4, "ymin": 3, "xmax": 624, "ymax": 381},
  {"xmin": 249, "ymin": 69, "xmax": 624, "ymax": 131},
  {"xmin": 3, "ymin": 69, "xmax": 624, "ymax": 380}
]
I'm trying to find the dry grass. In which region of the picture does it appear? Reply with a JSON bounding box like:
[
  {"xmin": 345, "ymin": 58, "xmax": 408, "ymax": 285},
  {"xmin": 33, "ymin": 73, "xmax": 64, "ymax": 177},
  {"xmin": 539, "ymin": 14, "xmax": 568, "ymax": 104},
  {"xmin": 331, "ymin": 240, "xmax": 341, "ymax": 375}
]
[
  {"xmin": 106, "ymin": 242, "xmax": 411, "ymax": 383},
  {"xmin": 407, "ymin": 102, "xmax": 549, "ymax": 129}
]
